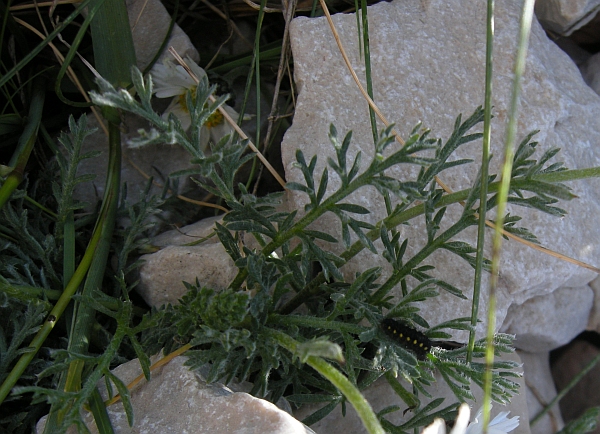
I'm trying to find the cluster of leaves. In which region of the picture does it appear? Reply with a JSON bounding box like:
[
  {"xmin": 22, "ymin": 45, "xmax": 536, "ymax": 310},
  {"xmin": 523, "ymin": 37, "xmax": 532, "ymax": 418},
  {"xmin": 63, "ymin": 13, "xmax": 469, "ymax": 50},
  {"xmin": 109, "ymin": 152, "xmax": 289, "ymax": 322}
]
[{"xmin": 89, "ymin": 67, "xmax": 572, "ymax": 429}]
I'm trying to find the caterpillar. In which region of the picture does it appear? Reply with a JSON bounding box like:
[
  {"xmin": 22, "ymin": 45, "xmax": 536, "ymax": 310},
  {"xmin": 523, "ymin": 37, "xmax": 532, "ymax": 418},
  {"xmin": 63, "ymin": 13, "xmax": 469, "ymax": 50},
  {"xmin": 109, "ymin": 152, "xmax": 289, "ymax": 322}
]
[{"xmin": 381, "ymin": 318, "xmax": 431, "ymax": 360}]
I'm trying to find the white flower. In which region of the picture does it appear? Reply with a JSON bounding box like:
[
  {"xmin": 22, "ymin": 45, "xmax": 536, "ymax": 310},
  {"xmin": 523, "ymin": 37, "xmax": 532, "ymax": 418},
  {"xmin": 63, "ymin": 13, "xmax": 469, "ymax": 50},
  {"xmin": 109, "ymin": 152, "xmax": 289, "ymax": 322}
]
[
  {"xmin": 150, "ymin": 57, "xmax": 249, "ymax": 150},
  {"xmin": 466, "ymin": 405, "xmax": 519, "ymax": 434},
  {"xmin": 422, "ymin": 403, "xmax": 519, "ymax": 434}
]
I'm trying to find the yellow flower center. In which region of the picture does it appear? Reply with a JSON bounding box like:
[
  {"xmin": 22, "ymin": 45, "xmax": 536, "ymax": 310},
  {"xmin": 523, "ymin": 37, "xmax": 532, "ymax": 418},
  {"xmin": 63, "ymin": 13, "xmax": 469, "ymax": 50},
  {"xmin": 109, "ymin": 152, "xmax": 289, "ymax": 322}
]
[
  {"xmin": 177, "ymin": 86, "xmax": 224, "ymax": 129},
  {"xmin": 204, "ymin": 111, "xmax": 224, "ymax": 128},
  {"xmin": 177, "ymin": 87, "xmax": 196, "ymax": 113}
]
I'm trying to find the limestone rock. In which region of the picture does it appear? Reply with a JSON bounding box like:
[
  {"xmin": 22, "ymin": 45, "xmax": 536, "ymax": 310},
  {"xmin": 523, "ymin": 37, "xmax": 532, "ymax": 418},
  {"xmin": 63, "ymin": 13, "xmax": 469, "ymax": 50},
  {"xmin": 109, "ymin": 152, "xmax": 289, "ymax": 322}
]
[
  {"xmin": 125, "ymin": 0, "xmax": 198, "ymax": 71},
  {"xmin": 137, "ymin": 243, "xmax": 236, "ymax": 307},
  {"xmin": 150, "ymin": 215, "xmax": 223, "ymax": 247},
  {"xmin": 294, "ymin": 352, "xmax": 528, "ymax": 434},
  {"xmin": 39, "ymin": 356, "xmax": 312, "ymax": 434},
  {"xmin": 501, "ymin": 285, "xmax": 594, "ymax": 352},
  {"xmin": 535, "ymin": 0, "xmax": 600, "ymax": 36},
  {"xmin": 519, "ymin": 351, "xmax": 565, "ymax": 434},
  {"xmin": 284, "ymin": 0, "xmax": 600, "ymax": 341}
]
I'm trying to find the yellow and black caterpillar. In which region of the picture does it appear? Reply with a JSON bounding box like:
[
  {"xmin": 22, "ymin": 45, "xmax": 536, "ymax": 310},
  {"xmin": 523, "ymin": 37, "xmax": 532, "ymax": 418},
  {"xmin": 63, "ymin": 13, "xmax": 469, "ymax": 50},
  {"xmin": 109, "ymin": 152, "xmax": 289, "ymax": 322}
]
[{"xmin": 381, "ymin": 318, "xmax": 431, "ymax": 360}]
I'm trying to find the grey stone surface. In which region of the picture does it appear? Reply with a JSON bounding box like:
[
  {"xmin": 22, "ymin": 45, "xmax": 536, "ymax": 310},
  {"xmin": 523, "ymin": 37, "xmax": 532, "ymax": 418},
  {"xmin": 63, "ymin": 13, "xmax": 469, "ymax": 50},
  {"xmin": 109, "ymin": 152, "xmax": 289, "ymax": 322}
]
[
  {"xmin": 125, "ymin": 0, "xmax": 199, "ymax": 71},
  {"xmin": 39, "ymin": 356, "xmax": 312, "ymax": 433},
  {"xmin": 501, "ymin": 285, "xmax": 594, "ymax": 352},
  {"xmin": 535, "ymin": 0, "xmax": 600, "ymax": 36},
  {"xmin": 581, "ymin": 52, "xmax": 600, "ymax": 96},
  {"xmin": 137, "ymin": 242, "xmax": 237, "ymax": 307},
  {"xmin": 519, "ymin": 350, "xmax": 564, "ymax": 434},
  {"xmin": 136, "ymin": 216, "xmax": 252, "ymax": 307},
  {"xmin": 284, "ymin": 0, "xmax": 600, "ymax": 342},
  {"xmin": 150, "ymin": 215, "xmax": 223, "ymax": 247},
  {"xmin": 294, "ymin": 352, "xmax": 528, "ymax": 434}
]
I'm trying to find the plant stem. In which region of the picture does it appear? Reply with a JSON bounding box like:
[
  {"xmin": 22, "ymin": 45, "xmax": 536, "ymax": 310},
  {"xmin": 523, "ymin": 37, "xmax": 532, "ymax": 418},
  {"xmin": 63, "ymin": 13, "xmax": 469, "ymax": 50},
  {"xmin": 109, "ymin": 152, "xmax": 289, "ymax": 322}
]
[
  {"xmin": 469, "ymin": 0, "xmax": 495, "ymax": 365},
  {"xmin": 483, "ymin": 0, "xmax": 535, "ymax": 431},
  {"xmin": 264, "ymin": 328, "xmax": 385, "ymax": 434},
  {"xmin": 0, "ymin": 76, "xmax": 45, "ymax": 211}
]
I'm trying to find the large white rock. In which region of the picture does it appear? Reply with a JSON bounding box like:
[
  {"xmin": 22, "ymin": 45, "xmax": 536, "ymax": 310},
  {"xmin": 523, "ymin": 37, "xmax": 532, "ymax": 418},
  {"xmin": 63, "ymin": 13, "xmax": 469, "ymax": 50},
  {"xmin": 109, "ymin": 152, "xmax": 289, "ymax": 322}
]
[
  {"xmin": 502, "ymin": 285, "xmax": 594, "ymax": 352},
  {"xmin": 37, "ymin": 355, "xmax": 312, "ymax": 433},
  {"xmin": 535, "ymin": 0, "xmax": 600, "ymax": 36},
  {"xmin": 125, "ymin": 0, "xmax": 198, "ymax": 71},
  {"xmin": 283, "ymin": 0, "xmax": 600, "ymax": 342}
]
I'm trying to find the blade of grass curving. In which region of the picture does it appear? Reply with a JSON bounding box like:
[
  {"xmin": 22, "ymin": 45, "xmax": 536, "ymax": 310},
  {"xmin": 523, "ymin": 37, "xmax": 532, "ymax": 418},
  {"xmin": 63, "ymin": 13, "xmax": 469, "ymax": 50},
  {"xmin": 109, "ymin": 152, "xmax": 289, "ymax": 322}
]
[
  {"xmin": 52, "ymin": 0, "xmax": 109, "ymax": 107},
  {"xmin": 12, "ymin": 17, "xmax": 108, "ymax": 132},
  {"xmin": 0, "ymin": 0, "xmax": 96, "ymax": 89},
  {"xmin": 265, "ymin": 328, "xmax": 385, "ymax": 434},
  {"xmin": 245, "ymin": 0, "xmax": 268, "ymax": 190},
  {"xmin": 482, "ymin": 0, "xmax": 535, "ymax": 432},
  {"xmin": 359, "ymin": 0, "xmax": 377, "ymax": 145},
  {"xmin": 468, "ymin": 0, "xmax": 494, "ymax": 365},
  {"xmin": 0, "ymin": 76, "xmax": 45, "ymax": 211},
  {"xmin": 52, "ymin": 5, "xmax": 107, "ymax": 107}
]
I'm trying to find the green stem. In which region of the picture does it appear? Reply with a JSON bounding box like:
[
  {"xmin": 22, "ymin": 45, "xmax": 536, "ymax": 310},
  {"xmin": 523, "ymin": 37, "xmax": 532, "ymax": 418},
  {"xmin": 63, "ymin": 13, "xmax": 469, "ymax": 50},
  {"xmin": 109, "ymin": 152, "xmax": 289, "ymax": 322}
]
[
  {"xmin": 265, "ymin": 328, "xmax": 385, "ymax": 434},
  {"xmin": 483, "ymin": 1, "xmax": 535, "ymax": 431},
  {"xmin": 44, "ymin": 113, "xmax": 122, "ymax": 432},
  {"xmin": 384, "ymin": 371, "xmax": 419, "ymax": 409},
  {"xmin": 360, "ymin": 0, "xmax": 377, "ymax": 145},
  {"xmin": 0, "ymin": 76, "xmax": 45, "ymax": 211},
  {"xmin": 469, "ymin": 0, "xmax": 494, "ymax": 365}
]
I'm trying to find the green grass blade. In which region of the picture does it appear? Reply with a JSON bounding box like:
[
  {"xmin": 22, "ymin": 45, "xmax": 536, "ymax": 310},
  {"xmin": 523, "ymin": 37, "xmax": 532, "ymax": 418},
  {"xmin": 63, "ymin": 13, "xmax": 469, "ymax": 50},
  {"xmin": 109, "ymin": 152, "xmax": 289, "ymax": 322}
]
[
  {"xmin": 483, "ymin": 0, "xmax": 535, "ymax": 431},
  {"xmin": 90, "ymin": 0, "xmax": 136, "ymax": 87},
  {"xmin": 0, "ymin": 76, "xmax": 45, "ymax": 211},
  {"xmin": 468, "ymin": 0, "xmax": 494, "ymax": 365}
]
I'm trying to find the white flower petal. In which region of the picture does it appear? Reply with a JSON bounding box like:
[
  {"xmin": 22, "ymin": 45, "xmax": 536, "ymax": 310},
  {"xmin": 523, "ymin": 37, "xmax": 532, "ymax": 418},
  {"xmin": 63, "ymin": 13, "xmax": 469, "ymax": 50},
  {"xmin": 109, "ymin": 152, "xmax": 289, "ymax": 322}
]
[
  {"xmin": 465, "ymin": 405, "xmax": 519, "ymax": 434},
  {"xmin": 150, "ymin": 57, "xmax": 207, "ymax": 99},
  {"xmin": 449, "ymin": 403, "xmax": 471, "ymax": 434},
  {"xmin": 423, "ymin": 418, "xmax": 446, "ymax": 434}
]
